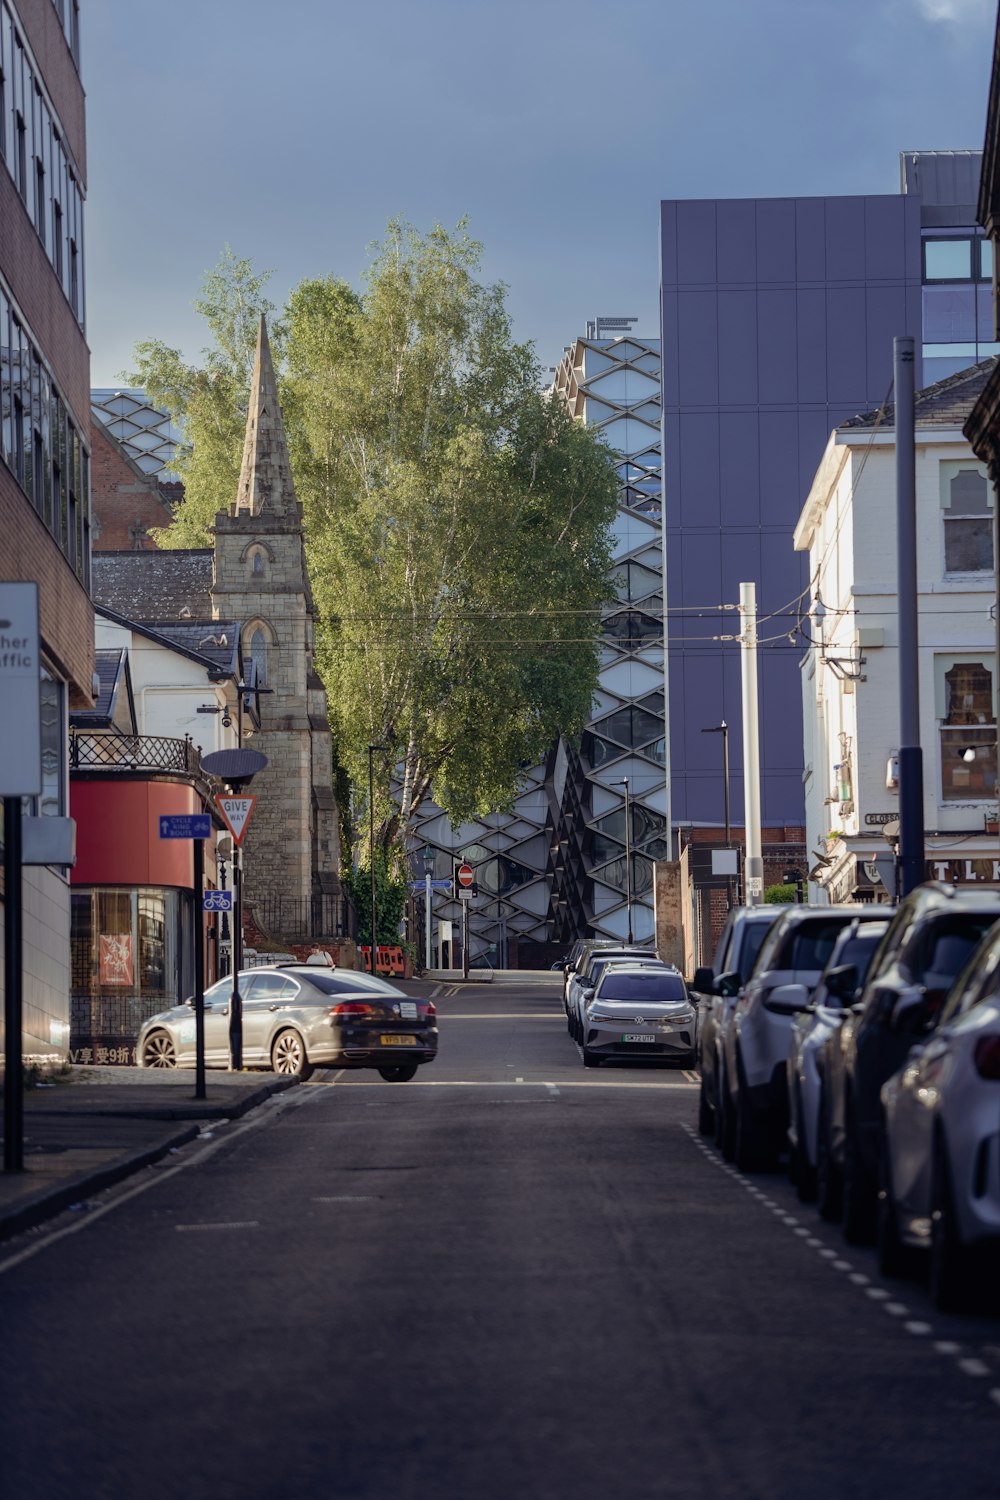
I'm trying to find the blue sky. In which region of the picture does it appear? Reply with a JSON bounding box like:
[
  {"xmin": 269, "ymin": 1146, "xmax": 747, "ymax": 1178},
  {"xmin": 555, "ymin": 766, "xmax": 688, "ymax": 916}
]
[{"xmin": 84, "ymin": 0, "xmax": 997, "ymax": 384}]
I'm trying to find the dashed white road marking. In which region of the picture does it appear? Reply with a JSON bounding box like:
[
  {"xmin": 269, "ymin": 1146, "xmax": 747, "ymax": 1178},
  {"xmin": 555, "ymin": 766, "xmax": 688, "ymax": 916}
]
[
  {"xmin": 175, "ymin": 1221, "xmax": 259, "ymax": 1232},
  {"xmin": 679, "ymin": 1119, "xmax": 999, "ymax": 1416}
]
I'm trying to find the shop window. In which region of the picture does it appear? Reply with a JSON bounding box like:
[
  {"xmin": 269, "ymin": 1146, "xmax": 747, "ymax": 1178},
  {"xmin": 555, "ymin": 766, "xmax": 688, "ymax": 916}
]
[{"xmin": 937, "ymin": 658, "xmax": 998, "ymax": 802}]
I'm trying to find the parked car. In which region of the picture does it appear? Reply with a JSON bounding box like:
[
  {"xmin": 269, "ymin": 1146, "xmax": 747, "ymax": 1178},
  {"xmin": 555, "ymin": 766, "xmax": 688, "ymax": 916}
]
[
  {"xmin": 138, "ymin": 963, "xmax": 438, "ymax": 1082},
  {"xmin": 692, "ymin": 905, "xmax": 793, "ymax": 1137},
  {"xmin": 562, "ymin": 939, "xmax": 620, "ymax": 1015},
  {"xmin": 878, "ymin": 917, "xmax": 1000, "ymax": 1308},
  {"xmin": 579, "ymin": 965, "xmax": 696, "ymax": 1068},
  {"xmin": 565, "ymin": 945, "xmax": 655, "ymax": 1033},
  {"xmin": 786, "ymin": 918, "xmax": 891, "ymax": 1200},
  {"xmin": 818, "ymin": 883, "xmax": 1000, "ymax": 1243},
  {"xmin": 721, "ymin": 905, "xmax": 885, "ymax": 1170},
  {"xmin": 567, "ymin": 952, "xmax": 664, "ymax": 1042}
]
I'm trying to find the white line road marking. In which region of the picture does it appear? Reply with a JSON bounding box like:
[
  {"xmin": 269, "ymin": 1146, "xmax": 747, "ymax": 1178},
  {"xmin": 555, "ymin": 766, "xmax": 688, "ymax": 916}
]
[
  {"xmin": 313, "ymin": 1196, "xmax": 379, "ymax": 1203},
  {"xmin": 884, "ymin": 1302, "xmax": 910, "ymax": 1317},
  {"xmin": 934, "ymin": 1341, "xmax": 962, "ymax": 1355},
  {"xmin": 848, "ymin": 1273, "xmax": 870, "ymax": 1285},
  {"xmin": 545, "ymin": 1083, "xmax": 560, "ymax": 1097},
  {"xmin": 959, "ymin": 1358, "xmax": 992, "ymax": 1377},
  {"xmin": 865, "ymin": 1287, "xmax": 890, "ymax": 1300},
  {"xmin": 905, "ymin": 1322, "xmax": 933, "ymax": 1335},
  {"xmin": 175, "ymin": 1221, "xmax": 259, "ymax": 1232},
  {"xmin": 322, "ymin": 1078, "xmax": 698, "ymax": 1090},
  {"xmin": 990, "ymin": 1389, "xmax": 1000, "ymax": 1408}
]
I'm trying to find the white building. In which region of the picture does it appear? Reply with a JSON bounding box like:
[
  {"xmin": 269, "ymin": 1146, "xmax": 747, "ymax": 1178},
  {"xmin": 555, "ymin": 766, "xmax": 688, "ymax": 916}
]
[{"xmin": 794, "ymin": 360, "xmax": 998, "ymax": 903}]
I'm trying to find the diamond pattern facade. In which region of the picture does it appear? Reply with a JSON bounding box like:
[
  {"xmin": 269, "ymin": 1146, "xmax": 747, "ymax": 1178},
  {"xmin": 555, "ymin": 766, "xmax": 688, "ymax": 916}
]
[{"xmin": 408, "ymin": 334, "xmax": 664, "ymax": 964}]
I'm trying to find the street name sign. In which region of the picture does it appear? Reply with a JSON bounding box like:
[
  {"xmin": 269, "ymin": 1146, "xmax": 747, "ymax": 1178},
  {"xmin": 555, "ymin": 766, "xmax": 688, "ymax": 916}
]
[
  {"xmin": 216, "ymin": 794, "xmax": 257, "ymax": 844},
  {"xmin": 0, "ymin": 582, "xmax": 40, "ymax": 796},
  {"xmin": 203, "ymin": 889, "xmax": 234, "ymax": 912},
  {"xmin": 159, "ymin": 814, "xmax": 212, "ymax": 840}
]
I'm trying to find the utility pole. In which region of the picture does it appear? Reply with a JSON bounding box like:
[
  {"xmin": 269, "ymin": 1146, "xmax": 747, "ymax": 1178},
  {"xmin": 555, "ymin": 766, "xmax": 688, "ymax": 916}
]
[
  {"xmin": 740, "ymin": 583, "xmax": 764, "ymax": 906},
  {"xmin": 895, "ymin": 334, "xmax": 925, "ymax": 896}
]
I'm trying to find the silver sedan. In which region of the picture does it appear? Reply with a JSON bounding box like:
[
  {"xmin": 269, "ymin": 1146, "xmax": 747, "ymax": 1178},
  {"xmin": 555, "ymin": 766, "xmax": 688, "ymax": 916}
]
[
  {"xmin": 137, "ymin": 964, "xmax": 438, "ymax": 1082},
  {"xmin": 580, "ymin": 965, "xmax": 696, "ymax": 1068}
]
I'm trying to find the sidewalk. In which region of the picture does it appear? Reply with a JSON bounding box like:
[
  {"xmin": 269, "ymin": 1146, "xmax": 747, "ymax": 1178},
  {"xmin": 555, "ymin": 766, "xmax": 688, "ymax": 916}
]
[{"xmin": 0, "ymin": 1066, "xmax": 297, "ymax": 1244}]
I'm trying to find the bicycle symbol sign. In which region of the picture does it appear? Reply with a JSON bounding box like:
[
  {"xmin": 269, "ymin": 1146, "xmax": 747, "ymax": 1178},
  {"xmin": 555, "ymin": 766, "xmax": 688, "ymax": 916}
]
[{"xmin": 202, "ymin": 889, "xmax": 234, "ymax": 912}]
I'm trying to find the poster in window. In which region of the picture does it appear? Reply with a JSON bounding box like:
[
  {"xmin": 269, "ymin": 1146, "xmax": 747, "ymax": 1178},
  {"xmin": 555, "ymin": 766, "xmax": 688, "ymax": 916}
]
[{"xmin": 99, "ymin": 933, "xmax": 133, "ymax": 986}]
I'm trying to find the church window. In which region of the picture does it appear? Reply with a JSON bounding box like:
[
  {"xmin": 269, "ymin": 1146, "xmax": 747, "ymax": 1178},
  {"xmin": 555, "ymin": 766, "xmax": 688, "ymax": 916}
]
[
  {"xmin": 252, "ymin": 550, "xmax": 264, "ymax": 575},
  {"xmin": 250, "ymin": 627, "xmax": 268, "ymax": 685}
]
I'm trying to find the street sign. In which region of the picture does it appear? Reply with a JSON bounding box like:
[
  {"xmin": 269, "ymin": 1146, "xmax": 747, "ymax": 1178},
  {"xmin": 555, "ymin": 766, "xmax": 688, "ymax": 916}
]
[
  {"xmin": 0, "ymin": 582, "xmax": 40, "ymax": 796},
  {"xmin": 747, "ymin": 875, "xmax": 763, "ymax": 898},
  {"xmin": 203, "ymin": 889, "xmax": 234, "ymax": 912},
  {"xmin": 216, "ymin": 794, "xmax": 256, "ymax": 844},
  {"xmin": 159, "ymin": 814, "xmax": 212, "ymax": 839},
  {"xmin": 408, "ymin": 879, "xmax": 453, "ymax": 892},
  {"xmin": 457, "ymin": 863, "xmax": 474, "ymax": 888},
  {"xmin": 459, "ymin": 888, "xmax": 474, "ymax": 901}
]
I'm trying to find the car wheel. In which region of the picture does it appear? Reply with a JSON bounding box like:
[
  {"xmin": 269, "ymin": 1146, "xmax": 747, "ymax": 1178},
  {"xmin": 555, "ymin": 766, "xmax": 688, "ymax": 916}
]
[
  {"xmin": 876, "ymin": 1136, "xmax": 916, "ymax": 1280},
  {"xmin": 582, "ymin": 1046, "xmax": 601, "ymax": 1068},
  {"xmin": 929, "ymin": 1135, "xmax": 984, "ymax": 1312},
  {"xmin": 698, "ymin": 1075, "xmax": 715, "ymax": 1135},
  {"xmin": 792, "ymin": 1082, "xmax": 817, "ymax": 1202},
  {"xmin": 378, "ymin": 1064, "xmax": 418, "ymax": 1082},
  {"xmin": 735, "ymin": 1053, "xmax": 772, "ymax": 1172},
  {"xmin": 816, "ymin": 1087, "xmax": 842, "ymax": 1222},
  {"xmin": 270, "ymin": 1028, "xmax": 313, "ymax": 1080},
  {"xmin": 841, "ymin": 1107, "xmax": 876, "ymax": 1245},
  {"xmin": 141, "ymin": 1030, "xmax": 177, "ymax": 1068}
]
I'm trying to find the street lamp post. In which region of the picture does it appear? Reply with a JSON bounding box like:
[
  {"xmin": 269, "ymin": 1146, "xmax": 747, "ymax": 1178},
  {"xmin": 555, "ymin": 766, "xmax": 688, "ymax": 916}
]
[
  {"xmin": 368, "ymin": 744, "xmax": 389, "ymax": 973},
  {"xmin": 422, "ymin": 845, "xmax": 435, "ymax": 971},
  {"xmin": 701, "ymin": 722, "xmax": 733, "ymax": 909},
  {"xmin": 620, "ymin": 777, "xmax": 633, "ymax": 944}
]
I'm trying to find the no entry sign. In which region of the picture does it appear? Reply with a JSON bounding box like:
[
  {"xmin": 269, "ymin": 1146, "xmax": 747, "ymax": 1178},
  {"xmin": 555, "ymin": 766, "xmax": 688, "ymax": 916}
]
[{"xmin": 457, "ymin": 863, "xmax": 474, "ymax": 888}]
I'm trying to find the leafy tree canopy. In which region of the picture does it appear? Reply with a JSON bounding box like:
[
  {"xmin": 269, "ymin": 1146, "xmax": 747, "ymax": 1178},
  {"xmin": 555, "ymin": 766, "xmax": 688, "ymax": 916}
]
[{"xmin": 126, "ymin": 221, "xmax": 620, "ymax": 862}]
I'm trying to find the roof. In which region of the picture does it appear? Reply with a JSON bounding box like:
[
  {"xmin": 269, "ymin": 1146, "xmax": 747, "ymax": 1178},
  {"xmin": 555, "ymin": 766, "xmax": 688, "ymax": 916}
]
[
  {"xmin": 70, "ymin": 649, "xmax": 134, "ymax": 730},
  {"xmin": 91, "ymin": 550, "xmax": 214, "ymax": 619},
  {"xmin": 95, "ymin": 605, "xmax": 241, "ymax": 679},
  {"xmin": 841, "ymin": 358, "xmax": 999, "ymax": 432},
  {"xmin": 900, "ymin": 149, "xmax": 983, "ymax": 214}
]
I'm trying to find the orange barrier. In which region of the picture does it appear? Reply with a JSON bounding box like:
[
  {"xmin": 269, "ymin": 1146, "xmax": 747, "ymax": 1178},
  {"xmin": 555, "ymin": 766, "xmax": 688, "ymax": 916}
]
[{"xmin": 359, "ymin": 945, "xmax": 406, "ymax": 976}]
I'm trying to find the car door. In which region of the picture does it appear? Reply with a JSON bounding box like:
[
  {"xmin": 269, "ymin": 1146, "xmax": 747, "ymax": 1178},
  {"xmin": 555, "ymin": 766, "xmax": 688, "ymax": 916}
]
[
  {"xmin": 242, "ymin": 973, "xmax": 298, "ymax": 1063},
  {"xmin": 200, "ymin": 975, "xmax": 239, "ymax": 1066}
]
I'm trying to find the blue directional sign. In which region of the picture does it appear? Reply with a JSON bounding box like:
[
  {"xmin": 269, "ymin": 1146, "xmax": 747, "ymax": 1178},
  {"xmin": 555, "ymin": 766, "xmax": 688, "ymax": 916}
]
[
  {"xmin": 159, "ymin": 814, "xmax": 212, "ymax": 840},
  {"xmin": 202, "ymin": 889, "xmax": 234, "ymax": 911},
  {"xmin": 407, "ymin": 879, "xmax": 454, "ymax": 892}
]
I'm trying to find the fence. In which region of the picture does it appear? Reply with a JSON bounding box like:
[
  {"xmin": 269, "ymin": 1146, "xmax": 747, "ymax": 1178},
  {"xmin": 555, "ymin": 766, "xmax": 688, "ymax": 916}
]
[
  {"xmin": 70, "ymin": 730, "xmax": 199, "ymax": 775},
  {"xmin": 248, "ymin": 893, "xmax": 353, "ymax": 944}
]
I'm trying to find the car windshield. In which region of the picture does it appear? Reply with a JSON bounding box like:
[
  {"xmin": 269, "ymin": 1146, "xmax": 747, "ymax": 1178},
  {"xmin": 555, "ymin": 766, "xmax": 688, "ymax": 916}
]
[
  {"xmin": 300, "ymin": 970, "xmax": 403, "ymax": 997},
  {"xmin": 598, "ymin": 974, "xmax": 687, "ymax": 1002},
  {"xmin": 786, "ymin": 918, "xmax": 855, "ymax": 972},
  {"xmin": 738, "ymin": 922, "xmax": 774, "ymax": 982}
]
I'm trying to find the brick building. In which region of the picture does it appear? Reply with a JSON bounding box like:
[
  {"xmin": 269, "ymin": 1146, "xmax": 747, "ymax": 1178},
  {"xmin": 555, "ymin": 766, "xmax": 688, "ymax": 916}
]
[{"xmin": 0, "ymin": 0, "xmax": 93, "ymax": 1063}]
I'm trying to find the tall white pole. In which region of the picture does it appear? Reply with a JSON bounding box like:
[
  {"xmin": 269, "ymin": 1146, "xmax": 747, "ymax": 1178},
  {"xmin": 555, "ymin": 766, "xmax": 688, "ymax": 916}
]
[
  {"xmin": 425, "ymin": 871, "xmax": 432, "ymax": 972},
  {"xmin": 740, "ymin": 582, "xmax": 764, "ymax": 906}
]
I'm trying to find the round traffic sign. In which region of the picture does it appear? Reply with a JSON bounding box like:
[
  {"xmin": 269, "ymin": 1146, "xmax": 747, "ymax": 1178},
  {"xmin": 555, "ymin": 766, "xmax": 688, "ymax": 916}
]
[{"xmin": 457, "ymin": 863, "xmax": 474, "ymax": 888}]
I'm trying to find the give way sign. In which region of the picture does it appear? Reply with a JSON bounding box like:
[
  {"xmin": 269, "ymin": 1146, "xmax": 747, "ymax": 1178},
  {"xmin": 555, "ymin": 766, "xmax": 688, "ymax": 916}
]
[{"xmin": 216, "ymin": 794, "xmax": 257, "ymax": 845}]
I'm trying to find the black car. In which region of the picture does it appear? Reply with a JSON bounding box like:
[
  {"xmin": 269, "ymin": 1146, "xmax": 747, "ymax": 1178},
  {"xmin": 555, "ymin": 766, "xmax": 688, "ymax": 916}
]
[{"xmin": 817, "ymin": 883, "xmax": 1000, "ymax": 1241}]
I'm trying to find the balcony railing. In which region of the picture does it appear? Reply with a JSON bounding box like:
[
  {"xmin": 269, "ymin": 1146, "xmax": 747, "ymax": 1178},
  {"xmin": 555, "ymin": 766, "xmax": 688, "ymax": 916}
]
[{"xmin": 70, "ymin": 729, "xmax": 200, "ymax": 776}]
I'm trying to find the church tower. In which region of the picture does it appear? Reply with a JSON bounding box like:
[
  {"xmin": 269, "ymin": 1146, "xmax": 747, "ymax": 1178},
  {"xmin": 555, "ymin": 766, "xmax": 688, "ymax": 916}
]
[{"xmin": 211, "ymin": 316, "xmax": 340, "ymax": 933}]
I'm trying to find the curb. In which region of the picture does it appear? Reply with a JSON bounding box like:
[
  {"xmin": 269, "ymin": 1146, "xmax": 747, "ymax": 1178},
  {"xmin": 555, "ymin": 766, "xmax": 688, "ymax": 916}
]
[
  {"xmin": 0, "ymin": 1121, "xmax": 201, "ymax": 1245},
  {"xmin": 0, "ymin": 1076, "xmax": 299, "ymax": 1245}
]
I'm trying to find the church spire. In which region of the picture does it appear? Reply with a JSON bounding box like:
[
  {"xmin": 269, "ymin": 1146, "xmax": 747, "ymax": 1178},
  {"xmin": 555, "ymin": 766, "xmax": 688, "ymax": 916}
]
[{"xmin": 235, "ymin": 315, "xmax": 297, "ymax": 517}]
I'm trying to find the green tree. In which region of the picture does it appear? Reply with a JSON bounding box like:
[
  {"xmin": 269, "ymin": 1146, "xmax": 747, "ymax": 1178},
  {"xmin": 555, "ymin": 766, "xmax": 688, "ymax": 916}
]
[
  {"xmin": 122, "ymin": 246, "xmax": 275, "ymax": 546},
  {"xmin": 125, "ymin": 222, "xmax": 620, "ymax": 864},
  {"xmin": 341, "ymin": 857, "xmax": 408, "ymax": 947},
  {"xmin": 283, "ymin": 220, "xmax": 620, "ymax": 860}
]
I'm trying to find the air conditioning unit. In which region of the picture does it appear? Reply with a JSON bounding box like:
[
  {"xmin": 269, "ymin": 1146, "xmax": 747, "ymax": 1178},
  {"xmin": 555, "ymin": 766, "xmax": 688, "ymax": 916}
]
[{"xmin": 886, "ymin": 753, "xmax": 899, "ymax": 791}]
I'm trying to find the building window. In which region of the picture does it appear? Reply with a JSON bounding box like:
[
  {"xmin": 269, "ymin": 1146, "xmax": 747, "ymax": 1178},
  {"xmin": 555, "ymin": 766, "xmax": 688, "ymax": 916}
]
[
  {"xmin": 937, "ymin": 658, "xmax": 998, "ymax": 802},
  {"xmin": 941, "ymin": 462, "xmax": 994, "ymax": 574},
  {"xmin": 249, "ymin": 626, "xmax": 268, "ymax": 685}
]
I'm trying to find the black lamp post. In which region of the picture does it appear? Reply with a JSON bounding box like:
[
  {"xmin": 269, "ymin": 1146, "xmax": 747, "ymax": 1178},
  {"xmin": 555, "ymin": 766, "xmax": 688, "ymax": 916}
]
[
  {"xmin": 368, "ymin": 743, "xmax": 389, "ymax": 973},
  {"xmin": 701, "ymin": 721, "xmax": 733, "ymax": 909},
  {"xmin": 783, "ymin": 866, "xmax": 806, "ymax": 904},
  {"xmin": 620, "ymin": 776, "xmax": 633, "ymax": 944}
]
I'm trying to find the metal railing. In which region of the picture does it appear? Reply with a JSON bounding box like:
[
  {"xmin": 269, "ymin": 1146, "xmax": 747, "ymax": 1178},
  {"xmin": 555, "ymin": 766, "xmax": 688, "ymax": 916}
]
[
  {"xmin": 249, "ymin": 893, "xmax": 353, "ymax": 943},
  {"xmin": 70, "ymin": 729, "xmax": 198, "ymax": 775}
]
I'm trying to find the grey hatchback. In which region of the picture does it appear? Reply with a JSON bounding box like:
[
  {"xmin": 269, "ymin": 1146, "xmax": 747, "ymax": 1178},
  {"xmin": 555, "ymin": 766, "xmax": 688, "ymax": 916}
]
[{"xmin": 137, "ymin": 965, "xmax": 438, "ymax": 1082}]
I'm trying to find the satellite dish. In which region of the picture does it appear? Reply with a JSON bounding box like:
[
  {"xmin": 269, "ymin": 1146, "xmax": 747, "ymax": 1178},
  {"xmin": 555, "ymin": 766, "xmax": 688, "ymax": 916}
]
[{"xmin": 201, "ymin": 747, "xmax": 268, "ymax": 790}]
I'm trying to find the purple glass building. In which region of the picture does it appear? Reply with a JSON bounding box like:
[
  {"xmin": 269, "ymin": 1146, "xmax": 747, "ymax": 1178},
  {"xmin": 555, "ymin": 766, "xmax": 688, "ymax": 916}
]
[{"xmin": 660, "ymin": 191, "xmax": 924, "ymax": 833}]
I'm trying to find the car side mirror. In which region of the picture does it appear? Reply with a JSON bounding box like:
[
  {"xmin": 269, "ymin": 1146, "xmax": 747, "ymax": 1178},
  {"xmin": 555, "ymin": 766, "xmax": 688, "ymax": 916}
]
[
  {"xmin": 691, "ymin": 966, "xmax": 715, "ymax": 995},
  {"xmin": 823, "ymin": 963, "xmax": 858, "ymax": 1005},
  {"xmin": 716, "ymin": 970, "xmax": 742, "ymax": 998},
  {"xmin": 890, "ymin": 986, "xmax": 932, "ymax": 1035},
  {"xmin": 765, "ymin": 983, "xmax": 811, "ymax": 1016}
]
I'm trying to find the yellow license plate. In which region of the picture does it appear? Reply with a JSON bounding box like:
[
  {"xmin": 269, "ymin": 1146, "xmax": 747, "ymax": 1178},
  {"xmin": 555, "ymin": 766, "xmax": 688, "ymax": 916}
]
[{"xmin": 379, "ymin": 1034, "xmax": 417, "ymax": 1046}]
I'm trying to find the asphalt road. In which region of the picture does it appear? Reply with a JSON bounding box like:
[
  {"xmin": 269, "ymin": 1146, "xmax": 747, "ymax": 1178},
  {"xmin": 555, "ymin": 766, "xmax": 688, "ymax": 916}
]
[{"xmin": 2, "ymin": 974, "xmax": 999, "ymax": 1500}]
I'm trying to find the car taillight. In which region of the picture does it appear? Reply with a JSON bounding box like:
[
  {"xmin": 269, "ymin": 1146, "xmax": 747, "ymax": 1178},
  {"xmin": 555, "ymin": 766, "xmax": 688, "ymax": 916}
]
[
  {"xmin": 421, "ymin": 1001, "xmax": 436, "ymax": 1019},
  {"xmin": 973, "ymin": 1035, "xmax": 1000, "ymax": 1079},
  {"xmin": 329, "ymin": 1002, "xmax": 377, "ymax": 1017}
]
